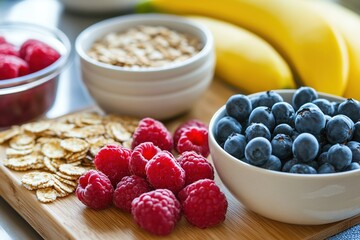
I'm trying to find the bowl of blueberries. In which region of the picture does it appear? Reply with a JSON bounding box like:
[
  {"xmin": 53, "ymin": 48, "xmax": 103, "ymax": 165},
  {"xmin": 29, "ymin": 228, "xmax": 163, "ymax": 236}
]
[{"xmin": 208, "ymin": 87, "xmax": 360, "ymax": 225}]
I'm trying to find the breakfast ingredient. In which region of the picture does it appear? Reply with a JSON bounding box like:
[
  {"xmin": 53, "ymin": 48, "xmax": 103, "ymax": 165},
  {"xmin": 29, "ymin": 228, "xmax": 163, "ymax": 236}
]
[
  {"xmin": 0, "ymin": 42, "xmax": 19, "ymax": 56},
  {"xmin": 216, "ymin": 87, "xmax": 360, "ymax": 174},
  {"xmin": 186, "ymin": 16, "xmax": 295, "ymax": 93},
  {"xmin": 137, "ymin": 0, "xmax": 348, "ymax": 96},
  {"xmin": 87, "ymin": 25, "xmax": 201, "ymax": 68},
  {"xmin": 178, "ymin": 179, "xmax": 228, "ymax": 229},
  {"xmin": 225, "ymin": 94, "xmax": 252, "ymax": 123},
  {"xmin": 176, "ymin": 126, "xmax": 209, "ymax": 157},
  {"xmin": 76, "ymin": 170, "xmax": 114, "ymax": 210},
  {"xmin": 94, "ymin": 144, "xmax": 132, "ymax": 186},
  {"xmin": 113, "ymin": 175, "xmax": 152, "ymax": 212},
  {"xmin": 131, "ymin": 117, "xmax": 173, "ymax": 151},
  {"xmin": 131, "ymin": 189, "xmax": 181, "ymax": 236},
  {"xmin": 129, "ymin": 142, "xmax": 161, "ymax": 178},
  {"xmin": 177, "ymin": 151, "xmax": 214, "ymax": 186},
  {"xmin": 173, "ymin": 119, "xmax": 208, "ymax": 149},
  {"xmin": 0, "ymin": 54, "xmax": 29, "ymax": 80},
  {"xmin": 145, "ymin": 151, "xmax": 185, "ymax": 193},
  {"xmin": 1, "ymin": 112, "xmax": 139, "ymax": 202}
]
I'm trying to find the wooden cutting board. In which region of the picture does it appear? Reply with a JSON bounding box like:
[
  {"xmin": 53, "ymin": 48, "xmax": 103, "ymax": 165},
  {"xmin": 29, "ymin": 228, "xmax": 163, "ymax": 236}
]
[{"xmin": 1, "ymin": 79, "xmax": 360, "ymax": 240}]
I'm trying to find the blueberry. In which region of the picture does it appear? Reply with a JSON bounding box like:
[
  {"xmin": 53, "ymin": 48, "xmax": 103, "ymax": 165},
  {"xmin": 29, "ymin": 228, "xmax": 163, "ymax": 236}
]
[
  {"xmin": 353, "ymin": 121, "xmax": 360, "ymax": 142},
  {"xmin": 248, "ymin": 106, "xmax": 276, "ymax": 132},
  {"xmin": 292, "ymin": 86, "xmax": 318, "ymax": 111},
  {"xmin": 325, "ymin": 114, "xmax": 354, "ymax": 144},
  {"xmin": 327, "ymin": 144, "xmax": 352, "ymax": 171},
  {"xmin": 344, "ymin": 162, "xmax": 360, "ymax": 171},
  {"xmin": 225, "ymin": 94, "xmax": 252, "ymax": 123},
  {"xmin": 321, "ymin": 143, "xmax": 332, "ymax": 153},
  {"xmin": 294, "ymin": 106, "xmax": 326, "ymax": 135},
  {"xmin": 271, "ymin": 102, "xmax": 295, "ymax": 126},
  {"xmin": 256, "ymin": 91, "xmax": 284, "ymax": 108},
  {"xmin": 338, "ymin": 98, "xmax": 360, "ymax": 123},
  {"xmin": 245, "ymin": 137, "xmax": 272, "ymax": 166},
  {"xmin": 317, "ymin": 151, "xmax": 329, "ymax": 166},
  {"xmin": 346, "ymin": 141, "xmax": 360, "ymax": 163},
  {"xmin": 273, "ymin": 123, "xmax": 294, "ymax": 137},
  {"xmin": 292, "ymin": 133, "xmax": 319, "ymax": 163},
  {"xmin": 224, "ymin": 133, "xmax": 247, "ymax": 159},
  {"xmin": 215, "ymin": 116, "xmax": 242, "ymax": 144},
  {"xmin": 282, "ymin": 158, "xmax": 298, "ymax": 172},
  {"xmin": 251, "ymin": 96, "xmax": 260, "ymax": 109},
  {"xmin": 332, "ymin": 101, "xmax": 341, "ymax": 116},
  {"xmin": 245, "ymin": 122, "xmax": 271, "ymax": 142},
  {"xmin": 260, "ymin": 155, "xmax": 282, "ymax": 171},
  {"xmin": 289, "ymin": 164, "xmax": 317, "ymax": 174},
  {"xmin": 318, "ymin": 163, "xmax": 336, "ymax": 174},
  {"xmin": 271, "ymin": 134, "xmax": 293, "ymax": 160},
  {"xmin": 312, "ymin": 98, "xmax": 334, "ymax": 116}
]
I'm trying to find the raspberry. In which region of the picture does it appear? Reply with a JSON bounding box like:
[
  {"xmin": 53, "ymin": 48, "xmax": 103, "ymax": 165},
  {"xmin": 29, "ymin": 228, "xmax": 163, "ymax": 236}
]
[
  {"xmin": 177, "ymin": 151, "xmax": 214, "ymax": 185},
  {"xmin": 0, "ymin": 54, "xmax": 29, "ymax": 80},
  {"xmin": 0, "ymin": 43, "xmax": 19, "ymax": 56},
  {"xmin": 131, "ymin": 118, "xmax": 173, "ymax": 151},
  {"xmin": 173, "ymin": 119, "xmax": 207, "ymax": 149},
  {"xmin": 113, "ymin": 175, "xmax": 152, "ymax": 212},
  {"xmin": 0, "ymin": 36, "xmax": 6, "ymax": 44},
  {"xmin": 76, "ymin": 170, "xmax": 114, "ymax": 210},
  {"xmin": 129, "ymin": 142, "xmax": 161, "ymax": 178},
  {"xmin": 178, "ymin": 179, "xmax": 228, "ymax": 229},
  {"xmin": 131, "ymin": 189, "xmax": 181, "ymax": 236},
  {"xmin": 145, "ymin": 151, "xmax": 185, "ymax": 193},
  {"xmin": 94, "ymin": 144, "xmax": 132, "ymax": 187},
  {"xmin": 176, "ymin": 126, "xmax": 210, "ymax": 157},
  {"xmin": 20, "ymin": 39, "xmax": 60, "ymax": 73}
]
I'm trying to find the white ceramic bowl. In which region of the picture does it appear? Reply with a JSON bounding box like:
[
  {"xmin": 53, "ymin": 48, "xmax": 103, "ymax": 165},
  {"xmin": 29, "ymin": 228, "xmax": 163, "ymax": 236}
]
[
  {"xmin": 209, "ymin": 89, "xmax": 360, "ymax": 225},
  {"xmin": 75, "ymin": 14, "xmax": 214, "ymax": 118},
  {"xmin": 59, "ymin": 0, "xmax": 140, "ymax": 14}
]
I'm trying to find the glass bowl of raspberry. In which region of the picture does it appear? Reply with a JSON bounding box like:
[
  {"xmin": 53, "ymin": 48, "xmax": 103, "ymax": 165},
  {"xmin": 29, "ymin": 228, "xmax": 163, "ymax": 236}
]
[
  {"xmin": 75, "ymin": 14, "xmax": 214, "ymax": 120},
  {"xmin": 208, "ymin": 88, "xmax": 360, "ymax": 225},
  {"xmin": 0, "ymin": 22, "xmax": 71, "ymax": 128}
]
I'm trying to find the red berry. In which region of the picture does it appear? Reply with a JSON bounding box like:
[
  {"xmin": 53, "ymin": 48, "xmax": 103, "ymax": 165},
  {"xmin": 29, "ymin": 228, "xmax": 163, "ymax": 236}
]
[
  {"xmin": 0, "ymin": 54, "xmax": 29, "ymax": 80},
  {"xmin": 129, "ymin": 142, "xmax": 161, "ymax": 178},
  {"xmin": 131, "ymin": 118, "xmax": 173, "ymax": 151},
  {"xmin": 0, "ymin": 36, "xmax": 6, "ymax": 44},
  {"xmin": 21, "ymin": 39, "xmax": 60, "ymax": 73},
  {"xmin": 145, "ymin": 151, "xmax": 185, "ymax": 193},
  {"xmin": 131, "ymin": 189, "xmax": 181, "ymax": 236},
  {"xmin": 176, "ymin": 126, "xmax": 210, "ymax": 157},
  {"xmin": 0, "ymin": 43, "xmax": 19, "ymax": 56},
  {"xmin": 177, "ymin": 151, "xmax": 214, "ymax": 185},
  {"xmin": 173, "ymin": 119, "xmax": 207, "ymax": 149},
  {"xmin": 94, "ymin": 144, "xmax": 132, "ymax": 187},
  {"xmin": 76, "ymin": 170, "xmax": 114, "ymax": 210},
  {"xmin": 178, "ymin": 179, "xmax": 228, "ymax": 229},
  {"xmin": 113, "ymin": 175, "xmax": 152, "ymax": 212}
]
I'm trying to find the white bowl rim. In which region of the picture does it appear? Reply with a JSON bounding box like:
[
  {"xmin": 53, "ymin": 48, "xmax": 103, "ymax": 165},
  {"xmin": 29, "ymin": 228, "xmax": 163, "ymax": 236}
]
[
  {"xmin": 75, "ymin": 13, "xmax": 214, "ymax": 73},
  {"xmin": 209, "ymin": 89, "xmax": 360, "ymax": 179}
]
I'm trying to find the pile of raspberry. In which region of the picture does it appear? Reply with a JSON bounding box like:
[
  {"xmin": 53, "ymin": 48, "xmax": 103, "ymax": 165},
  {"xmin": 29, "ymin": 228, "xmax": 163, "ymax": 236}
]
[
  {"xmin": 76, "ymin": 118, "xmax": 228, "ymax": 236},
  {"xmin": 0, "ymin": 36, "xmax": 60, "ymax": 80}
]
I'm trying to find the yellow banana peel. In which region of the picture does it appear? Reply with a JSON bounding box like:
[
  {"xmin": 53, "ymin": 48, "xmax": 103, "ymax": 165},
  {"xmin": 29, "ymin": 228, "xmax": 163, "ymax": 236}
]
[
  {"xmin": 305, "ymin": 0, "xmax": 360, "ymax": 100},
  {"xmin": 186, "ymin": 16, "xmax": 295, "ymax": 93},
  {"xmin": 137, "ymin": 0, "xmax": 349, "ymax": 96}
]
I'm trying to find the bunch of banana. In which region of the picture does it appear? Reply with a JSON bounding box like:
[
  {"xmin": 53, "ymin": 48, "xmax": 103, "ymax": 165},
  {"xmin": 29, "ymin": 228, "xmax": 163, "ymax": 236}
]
[{"xmin": 137, "ymin": 0, "xmax": 354, "ymax": 97}]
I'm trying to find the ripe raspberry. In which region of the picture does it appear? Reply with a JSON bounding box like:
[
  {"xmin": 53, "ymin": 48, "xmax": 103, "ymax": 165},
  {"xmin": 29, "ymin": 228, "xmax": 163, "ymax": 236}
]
[
  {"xmin": 0, "ymin": 43, "xmax": 19, "ymax": 56},
  {"xmin": 131, "ymin": 189, "xmax": 181, "ymax": 236},
  {"xmin": 20, "ymin": 39, "xmax": 60, "ymax": 73},
  {"xmin": 0, "ymin": 54, "xmax": 29, "ymax": 80},
  {"xmin": 0, "ymin": 36, "xmax": 6, "ymax": 44},
  {"xmin": 178, "ymin": 179, "xmax": 228, "ymax": 229},
  {"xmin": 176, "ymin": 126, "xmax": 210, "ymax": 157},
  {"xmin": 113, "ymin": 175, "xmax": 152, "ymax": 212},
  {"xmin": 129, "ymin": 142, "xmax": 161, "ymax": 178},
  {"xmin": 177, "ymin": 151, "xmax": 214, "ymax": 185},
  {"xmin": 76, "ymin": 170, "xmax": 114, "ymax": 210},
  {"xmin": 173, "ymin": 119, "xmax": 207, "ymax": 149},
  {"xmin": 145, "ymin": 151, "xmax": 185, "ymax": 193},
  {"xmin": 131, "ymin": 118, "xmax": 173, "ymax": 151},
  {"xmin": 94, "ymin": 144, "xmax": 132, "ymax": 187}
]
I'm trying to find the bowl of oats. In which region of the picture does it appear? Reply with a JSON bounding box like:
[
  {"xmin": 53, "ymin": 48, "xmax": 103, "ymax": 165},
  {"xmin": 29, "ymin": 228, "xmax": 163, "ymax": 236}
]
[{"xmin": 75, "ymin": 13, "xmax": 215, "ymax": 118}]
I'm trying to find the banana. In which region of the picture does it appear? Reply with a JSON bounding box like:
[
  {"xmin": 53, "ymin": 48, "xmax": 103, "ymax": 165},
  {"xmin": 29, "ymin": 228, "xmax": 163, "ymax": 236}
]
[
  {"xmin": 186, "ymin": 16, "xmax": 295, "ymax": 93},
  {"xmin": 137, "ymin": 0, "xmax": 349, "ymax": 96},
  {"xmin": 304, "ymin": 0, "xmax": 360, "ymax": 100}
]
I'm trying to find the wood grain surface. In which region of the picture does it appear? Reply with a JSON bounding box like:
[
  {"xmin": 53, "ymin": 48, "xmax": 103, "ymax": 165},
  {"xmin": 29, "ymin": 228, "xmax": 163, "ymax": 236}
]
[{"xmin": 1, "ymin": 79, "xmax": 360, "ymax": 240}]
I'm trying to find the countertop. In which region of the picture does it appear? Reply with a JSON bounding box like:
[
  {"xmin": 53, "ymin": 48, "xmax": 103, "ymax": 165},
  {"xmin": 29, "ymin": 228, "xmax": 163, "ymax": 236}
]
[{"xmin": 0, "ymin": 0, "xmax": 360, "ymax": 239}]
